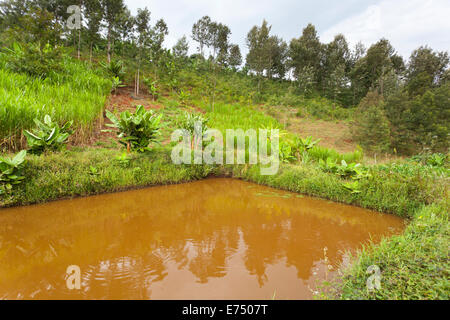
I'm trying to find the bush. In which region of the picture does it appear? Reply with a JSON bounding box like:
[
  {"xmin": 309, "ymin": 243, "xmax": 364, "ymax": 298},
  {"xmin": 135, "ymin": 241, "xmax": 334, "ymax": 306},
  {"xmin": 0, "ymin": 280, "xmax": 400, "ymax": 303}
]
[
  {"xmin": 351, "ymin": 92, "xmax": 391, "ymax": 153},
  {"xmin": 0, "ymin": 150, "xmax": 27, "ymax": 195},
  {"xmin": 23, "ymin": 115, "xmax": 73, "ymax": 155},
  {"xmin": 106, "ymin": 105, "xmax": 163, "ymax": 153},
  {"xmin": 1, "ymin": 42, "xmax": 65, "ymax": 78}
]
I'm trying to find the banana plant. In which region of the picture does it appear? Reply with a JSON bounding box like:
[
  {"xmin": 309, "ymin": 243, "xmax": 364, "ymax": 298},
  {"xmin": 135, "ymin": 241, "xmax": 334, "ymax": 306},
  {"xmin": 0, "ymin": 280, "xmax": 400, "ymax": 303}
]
[
  {"xmin": 176, "ymin": 112, "xmax": 209, "ymax": 150},
  {"xmin": 143, "ymin": 78, "xmax": 159, "ymax": 101},
  {"xmin": 343, "ymin": 181, "xmax": 361, "ymax": 194},
  {"xmin": 23, "ymin": 115, "xmax": 73, "ymax": 155},
  {"xmin": 298, "ymin": 136, "xmax": 321, "ymax": 151},
  {"xmin": 178, "ymin": 90, "xmax": 190, "ymax": 106},
  {"xmin": 319, "ymin": 157, "xmax": 338, "ymax": 173},
  {"xmin": 112, "ymin": 76, "xmax": 125, "ymax": 95},
  {"xmin": 0, "ymin": 150, "xmax": 27, "ymax": 195},
  {"xmin": 106, "ymin": 105, "xmax": 163, "ymax": 153},
  {"xmin": 100, "ymin": 60, "xmax": 125, "ymax": 80},
  {"xmin": 279, "ymin": 141, "xmax": 296, "ymax": 163}
]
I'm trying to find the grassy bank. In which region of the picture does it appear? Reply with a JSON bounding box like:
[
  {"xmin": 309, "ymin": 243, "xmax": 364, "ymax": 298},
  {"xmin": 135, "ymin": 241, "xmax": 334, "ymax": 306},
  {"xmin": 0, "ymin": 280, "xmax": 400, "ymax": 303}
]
[{"xmin": 0, "ymin": 60, "xmax": 111, "ymax": 151}]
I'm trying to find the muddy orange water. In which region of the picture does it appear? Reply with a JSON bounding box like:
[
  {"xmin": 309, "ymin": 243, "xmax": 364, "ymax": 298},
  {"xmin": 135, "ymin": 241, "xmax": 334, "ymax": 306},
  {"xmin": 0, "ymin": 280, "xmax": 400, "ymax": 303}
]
[{"xmin": 0, "ymin": 178, "xmax": 405, "ymax": 300}]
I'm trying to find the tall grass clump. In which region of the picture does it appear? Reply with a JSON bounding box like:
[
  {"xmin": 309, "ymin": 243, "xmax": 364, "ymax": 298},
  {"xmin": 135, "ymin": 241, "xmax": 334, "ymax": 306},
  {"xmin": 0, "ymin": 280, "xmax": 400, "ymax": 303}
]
[{"xmin": 0, "ymin": 58, "xmax": 111, "ymax": 151}]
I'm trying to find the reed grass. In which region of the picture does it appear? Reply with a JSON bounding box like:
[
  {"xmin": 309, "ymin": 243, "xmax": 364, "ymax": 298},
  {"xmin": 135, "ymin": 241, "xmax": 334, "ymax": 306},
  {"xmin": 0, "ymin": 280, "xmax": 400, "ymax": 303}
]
[{"xmin": 0, "ymin": 60, "xmax": 111, "ymax": 151}]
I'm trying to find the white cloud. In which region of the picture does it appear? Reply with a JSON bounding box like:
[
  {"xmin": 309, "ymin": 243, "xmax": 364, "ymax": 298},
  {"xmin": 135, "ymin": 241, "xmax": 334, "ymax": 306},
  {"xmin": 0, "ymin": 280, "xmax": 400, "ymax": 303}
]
[{"xmin": 321, "ymin": 0, "xmax": 450, "ymax": 58}]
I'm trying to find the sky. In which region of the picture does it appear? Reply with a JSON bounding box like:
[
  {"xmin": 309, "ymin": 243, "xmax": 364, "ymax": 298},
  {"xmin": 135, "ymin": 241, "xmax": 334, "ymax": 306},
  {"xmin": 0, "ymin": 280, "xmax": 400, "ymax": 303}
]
[{"xmin": 124, "ymin": 0, "xmax": 450, "ymax": 59}]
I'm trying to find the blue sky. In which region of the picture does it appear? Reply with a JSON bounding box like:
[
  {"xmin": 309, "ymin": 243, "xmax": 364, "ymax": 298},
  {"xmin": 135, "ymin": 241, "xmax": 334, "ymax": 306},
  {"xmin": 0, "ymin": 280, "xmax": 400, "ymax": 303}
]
[{"xmin": 124, "ymin": 0, "xmax": 450, "ymax": 59}]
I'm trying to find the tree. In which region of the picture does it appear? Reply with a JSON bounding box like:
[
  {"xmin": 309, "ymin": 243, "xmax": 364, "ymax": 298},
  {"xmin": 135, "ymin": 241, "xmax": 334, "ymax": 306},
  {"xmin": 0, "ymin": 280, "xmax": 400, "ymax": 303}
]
[
  {"xmin": 385, "ymin": 83, "xmax": 450, "ymax": 154},
  {"xmin": 321, "ymin": 34, "xmax": 351, "ymax": 102},
  {"xmin": 289, "ymin": 23, "xmax": 322, "ymax": 88},
  {"xmin": 267, "ymin": 36, "xmax": 288, "ymax": 79},
  {"xmin": 405, "ymin": 46, "xmax": 449, "ymax": 96},
  {"xmin": 149, "ymin": 18, "xmax": 168, "ymax": 62},
  {"xmin": 192, "ymin": 16, "xmax": 212, "ymax": 57},
  {"xmin": 351, "ymin": 91, "xmax": 391, "ymax": 154},
  {"xmin": 173, "ymin": 35, "xmax": 189, "ymax": 59},
  {"xmin": 209, "ymin": 22, "xmax": 231, "ymax": 66},
  {"xmin": 228, "ymin": 44, "xmax": 242, "ymax": 69},
  {"xmin": 115, "ymin": 8, "xmax": 135, "ymax": 58},
  {"xmin": 350, "ymin": 39, "xmax": 404, "ymax": 99},
  {"xmin": 102, "ymin": 0, "xmax": 125, "ymax": 62},
  {"xmin": 85, "ymin": 0, "xmax": 103, "ymax": 62},
  {"xmin": 246, "ymin": 20, "xmax": 272, "ymax": 90}
]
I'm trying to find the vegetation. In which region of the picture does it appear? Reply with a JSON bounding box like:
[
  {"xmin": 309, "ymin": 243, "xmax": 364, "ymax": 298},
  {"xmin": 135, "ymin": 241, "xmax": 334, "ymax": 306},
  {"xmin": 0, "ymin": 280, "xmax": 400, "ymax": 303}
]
[
  {"xmin": 106, "ymin": 105, "xmax": 163, "ymax": 153},
  {"xmin": 23, "ymin": 115, "xmax": 73, "ymax": 155},
  {"xmin": 0, "ymin": 150, "xmax": 27, "ymax": 195},
  {"xmin": 0, "ymin": 47, "xmax": 111, "ymax": 151},
  {"xmin": 0, "ymin": 0, "xmax": 448, "ymax": 301}
]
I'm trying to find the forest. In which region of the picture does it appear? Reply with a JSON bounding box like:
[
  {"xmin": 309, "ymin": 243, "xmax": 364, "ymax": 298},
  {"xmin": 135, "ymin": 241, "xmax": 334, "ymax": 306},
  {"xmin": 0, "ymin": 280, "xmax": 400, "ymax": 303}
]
[{"xmin": 0, "ymin": 0, "xmax": 448, "ymax": 301}]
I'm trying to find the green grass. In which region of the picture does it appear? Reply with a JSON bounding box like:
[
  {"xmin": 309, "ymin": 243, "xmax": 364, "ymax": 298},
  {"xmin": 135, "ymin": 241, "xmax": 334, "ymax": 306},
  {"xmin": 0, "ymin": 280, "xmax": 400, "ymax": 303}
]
[
  {"xmin": 336, "ymin": 203, "xmax": 449, "ymax": 300},
  {"xmin": 0, "ymin": 60, "xmax": 111, "ymax": 150},
  {"xmin": 0, "ymin": 146, "xmax": 218, "ymax": 207}
]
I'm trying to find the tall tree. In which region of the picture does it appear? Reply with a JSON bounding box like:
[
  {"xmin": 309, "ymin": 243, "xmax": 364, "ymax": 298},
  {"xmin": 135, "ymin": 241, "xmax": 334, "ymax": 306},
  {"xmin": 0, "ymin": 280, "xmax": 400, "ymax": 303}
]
[
  {"xmin": 350, "ymin": 38, "xmax": 404, "ymax": 100},
  {"xmin": 173, "ymin": 35, "xmax": 189, "ymax": 59},
  {"xmin": 102, "ymin": 0, "xmax": 125, "ymax": 62},
  {"xmin": 228, "ymin": 44, "xmax": 242, "ymax": 69},
  {"xmin": 209, "ymin": 22, "xmax": 231, "ymax": 65},
  {"xmin": 85, "ymin": 0, "xmax": 103, "ymax": 62},
  {"xmin": 405, "ymin": 46, "xmax": 449, "ymax": 96},
  {"xmin": 322, "ymin": 34, "xmax": 351, "ymax": 102},
  {"xmin": 289, "ymin": 23, "xmax": 322, "ymax": 89},
  {"xmin": 246, "ymin": 20, "xmax": 272, "ymax": 90},
  {"xmin": 267, "ymin": 36, "xmax": 288, "ymax": 79},
  {"xmin": 149, "ymin": 18, "xmax": 168, "ymax": 63},
  {"xmin": 115, "ymin": 8, "xmax": 135, "ymax": 58},
  {"xmin": 192, "ymin": 16, "xmax": 212, "ymax": 57}
]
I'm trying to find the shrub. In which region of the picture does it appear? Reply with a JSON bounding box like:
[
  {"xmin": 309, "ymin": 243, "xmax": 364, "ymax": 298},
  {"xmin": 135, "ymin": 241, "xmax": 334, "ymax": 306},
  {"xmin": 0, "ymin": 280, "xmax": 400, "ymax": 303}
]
[
  {"xmin": 106, "ymin": 105, "xmax": 163, "ymax": 153},
  {"xmin": 100, "ymin": 60, "xmax": 125, "ymax": 81},
  {"xmin": 1, "ymin": 42, "xmax": 65, "ymax": 79},
  {"xmin": 143, "ymin": 77, "xmax": 159, "ymax": 101},
  {"xmin": 351, "ymin": 91, "xmax": 391, "ymax": 153},
  {"xmin": 23, "ymin": 115, "xmax": 73, "ymax": 155},
  {"xmin": 176, "ymin": 111, "xmax": 209, "ymax": 149},
  {"xmin": 0, "ymin": 150, "xmax": 27, "ymax": 195}
]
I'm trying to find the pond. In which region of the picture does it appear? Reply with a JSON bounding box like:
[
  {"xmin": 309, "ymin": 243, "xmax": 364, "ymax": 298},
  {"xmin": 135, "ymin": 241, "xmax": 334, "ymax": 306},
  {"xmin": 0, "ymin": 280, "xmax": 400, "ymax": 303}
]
[{"xmin": 0, "ymin": 178, "xmax": 405, "ymax": 299}]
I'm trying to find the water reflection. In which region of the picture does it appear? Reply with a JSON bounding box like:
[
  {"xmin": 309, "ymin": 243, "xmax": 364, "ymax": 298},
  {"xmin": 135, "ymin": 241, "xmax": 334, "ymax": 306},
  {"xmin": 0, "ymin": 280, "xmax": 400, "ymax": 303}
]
[{"xmin": 0, "ymin": 178, "xmax": 404, "ymax": 299}]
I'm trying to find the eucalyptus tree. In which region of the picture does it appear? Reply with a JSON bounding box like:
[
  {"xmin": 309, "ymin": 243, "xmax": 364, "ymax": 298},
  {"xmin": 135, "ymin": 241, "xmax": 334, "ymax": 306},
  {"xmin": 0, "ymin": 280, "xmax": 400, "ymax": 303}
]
[
  {"xmin": 134, "ymin": 7, "xmax": 151, "ymax": 94},
  {"xmin": 267, "ymin": 36, "xmax": 288, "ymax": 79},
  {"xmin": 246, "ymin": 20, "xmax": 272, "ymax": 91},
  {"xmin": 351, "ymin": 38, "xmax": 404, "ymax": 99},
  {"xmin": 173, "ymin": 35, "xmax": 189, "ymax": 59},
  {"xmin": 115, "ymin": 8, "xmax": 135, "ymax": 58},
  {"xmin": 289, "ymin": 23, "xmax": 322, "ymax": 90},
  {"xmin": 405, "ymin": 46, "xmax": 449, "ymax": 96},
  {"xmin": 228, "ymin": 44, "xmax": 242, "ymax": 69},
  {"xmin": 192, "ymin": 16, "xmax": 212, "ymax": 57},
  {"xmin": 85, "ymin": 0, "xmax": 103, "ymax": 62},
  {"xmin": 322, "ymin": 34, "xmax": 351, "ymax": 102},
  {"xmin": 101, "ymin": 0, "xmax": 125, "ymax": 62}
]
